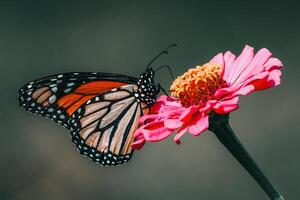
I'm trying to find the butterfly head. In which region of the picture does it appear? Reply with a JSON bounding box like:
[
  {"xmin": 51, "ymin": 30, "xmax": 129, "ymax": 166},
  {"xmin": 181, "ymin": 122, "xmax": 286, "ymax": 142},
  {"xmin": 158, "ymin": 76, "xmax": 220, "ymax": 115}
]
[
  {"xmin": 137, "ymin": 44, "xmax": 177, "ymax": 105},
  {"xmin": 137, "ymin": 68, "xmax": 159, "ymax": 105}
]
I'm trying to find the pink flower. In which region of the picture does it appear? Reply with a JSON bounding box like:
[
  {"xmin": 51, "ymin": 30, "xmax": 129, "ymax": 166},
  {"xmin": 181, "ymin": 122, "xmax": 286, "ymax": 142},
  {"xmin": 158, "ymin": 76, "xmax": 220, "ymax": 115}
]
[{"xmin": 132, "ymin": 45, "xmax": 283, "ymax": 150}]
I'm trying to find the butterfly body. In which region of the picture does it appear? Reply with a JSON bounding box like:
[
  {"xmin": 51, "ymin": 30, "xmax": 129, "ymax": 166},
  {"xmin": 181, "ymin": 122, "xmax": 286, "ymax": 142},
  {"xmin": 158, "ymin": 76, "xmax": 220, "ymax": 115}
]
[{"xmin": 18, "ymin": 69, "xmax": 159, "ymax": 166}]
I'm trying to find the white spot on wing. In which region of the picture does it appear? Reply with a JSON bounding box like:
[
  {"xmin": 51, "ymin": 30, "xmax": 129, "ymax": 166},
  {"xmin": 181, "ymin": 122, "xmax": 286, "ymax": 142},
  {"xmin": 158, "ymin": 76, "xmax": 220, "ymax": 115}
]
[
  {"xmin": 67, "ymin": 82, "xmax": 75, "ymax": 87},
  {"xmin": 49, "ymin": 95, "xmax": 56, "ymax": 104},
  {"xmin": 51, "ymin": 87, "xmax": 58, "ymax": 92},
  {"xmin": 64, "ymin": 88, "xmax": 72, "ymax": 93}
]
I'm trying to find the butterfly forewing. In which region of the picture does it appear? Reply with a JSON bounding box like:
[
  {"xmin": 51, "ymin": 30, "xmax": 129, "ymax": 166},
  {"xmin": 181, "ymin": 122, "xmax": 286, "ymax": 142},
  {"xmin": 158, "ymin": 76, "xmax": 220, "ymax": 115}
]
[{"xmin": 18, "ymin": 72, "xmax": 137, "ymax": 128}]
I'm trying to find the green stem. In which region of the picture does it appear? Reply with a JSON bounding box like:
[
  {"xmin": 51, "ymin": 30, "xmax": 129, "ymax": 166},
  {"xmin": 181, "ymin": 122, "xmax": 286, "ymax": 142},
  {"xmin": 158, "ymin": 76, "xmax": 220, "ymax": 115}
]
[{"xmin": 208, "ymin": 113, "xmax": 284, "ymax": 200}]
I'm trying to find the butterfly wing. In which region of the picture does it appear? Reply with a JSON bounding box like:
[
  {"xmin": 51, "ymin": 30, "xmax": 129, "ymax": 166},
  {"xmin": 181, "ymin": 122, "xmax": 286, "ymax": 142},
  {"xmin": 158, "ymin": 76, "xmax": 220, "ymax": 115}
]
[
  {"xmin": 69, "ymin": 84, "xmax": 146, "ymax": 166},
  {"xmin": 18, "ymin": 72, "xmax": 149, "ymax": 166},
  {"xmin": 18, "ymin": 72, "xmax": 138, "ymax": 128}
]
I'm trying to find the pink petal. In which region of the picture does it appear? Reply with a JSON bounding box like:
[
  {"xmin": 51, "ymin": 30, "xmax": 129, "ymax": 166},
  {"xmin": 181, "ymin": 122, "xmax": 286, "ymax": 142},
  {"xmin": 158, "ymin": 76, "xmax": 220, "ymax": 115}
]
[
  {"xmin": 224, "ymin": 68, "xmax": 281, "ymax": 98},
  {"xmin": 233, "ymin": 48, "xmax": 272, "ymax": 86},
  {"xmin": 160, "ymin": 104, "xmax": 184, "ymax": 115},
  {"xmin": 213, "ymin": 97, "xmax": 240, "ymax": 114},
  {"xmin": 188, "ymin": 114, "xmax": 209, "ymax": 136},
  {"xmin": 227, "ymin": 45, "xmax": 254, "ymax": 85},
  {"xmin": 214, "ymin": 86, "xmax": 239, "ymax": 99},
  {"xmin": 156, "ymin": 95, "xmax": 170, "ymax": 102},
  {"xmin": 216, "ymin": 68, "xmax": 278, "ymax": 100},
  {"xmin": 164, "ymin": 118, "xmax": 184, "ymax": 129},
  {"xmin": 210, "ymin": 53, "xmax": 224, "ymax": 66},
  {"xmin": 223, "ymin": 51, "xmax": 237, "ymax": 82},
  {"xmin": 142, "ymin": 121, "xmax": 173, "ymax": 142},
  {"xmin": 150, "ymin": 101, "xmax": 164, "ymax": 113},
  {"xmin": 131, "ymin": 136, "xmax": 146, "ymax": 150},
  {"xmin": 179, "ymin": 106, "xmax": 199, "ymax": 122},
  {"xmin": 250, "ymin": 69, "xmax": 282, "ymax": 91},
  {"xmin": 164, "ymin": 100, "xmax": 182, "ymax": 107},
  {"xmin": 138, "ymin": 114, "xmax": 160, "ymax": 124},
  {"xmin": 199, "ymin": 100, "xmax": 214, "ymax": 112},
  {"xmin": 149, "ymin": 95, "xmax": 175, "ymax": 113},
  {"xmin": 268, "ymin": 69, "xmax": 282, "ymax": 86},
  {"xmin": 132, "ymin": 129, "xmax": 146, "ymax": 150},
  {"xmin": 233, "ymin": 85, "xmax": 255, "ymax": 96},
  {"xmin": 174, "ymin": 126, "xmax": 188, "ymax": 144},
  {"xmin": 229, "ymin": 71, "xmax": 269, "ymax": 97},
  {"xmin": 264, "ymin": 58, "xmax": 283, "ymax": 71}
]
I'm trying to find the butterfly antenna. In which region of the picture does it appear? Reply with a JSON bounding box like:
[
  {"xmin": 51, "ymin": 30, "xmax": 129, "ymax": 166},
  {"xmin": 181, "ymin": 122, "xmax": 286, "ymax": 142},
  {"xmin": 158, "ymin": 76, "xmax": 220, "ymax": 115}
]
[
  {"xmin": 154, "ymin": 65, "xmax": 175, "ymax": 80},
  {"xmin": 146, "ymin": 44, "xmax": 177, "ymax": 70}
]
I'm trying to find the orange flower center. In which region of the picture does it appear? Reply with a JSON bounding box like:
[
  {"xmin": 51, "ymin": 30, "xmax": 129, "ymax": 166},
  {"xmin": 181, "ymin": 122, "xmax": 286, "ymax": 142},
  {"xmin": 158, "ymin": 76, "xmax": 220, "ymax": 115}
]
[{"xmin": 170, "ymin": 63, "xmax": 227, "ymax": 107}]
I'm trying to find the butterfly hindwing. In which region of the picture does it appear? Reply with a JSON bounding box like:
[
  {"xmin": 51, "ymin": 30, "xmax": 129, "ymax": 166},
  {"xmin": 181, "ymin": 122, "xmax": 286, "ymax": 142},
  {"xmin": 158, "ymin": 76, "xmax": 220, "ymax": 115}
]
[
  {"xmin": 68, "ymin": 84, "xmax": 142, "ymax": 166},
  {"xmin": 18, "ymin": 72, "xmax": 138, "ymax": 128}
]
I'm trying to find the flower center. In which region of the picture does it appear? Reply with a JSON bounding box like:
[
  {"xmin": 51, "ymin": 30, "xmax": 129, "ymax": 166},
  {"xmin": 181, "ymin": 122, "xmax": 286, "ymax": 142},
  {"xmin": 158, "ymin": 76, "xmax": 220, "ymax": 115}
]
[{"xmin": 170, "ymin": 63, "xmax": 227, "ymax": 107}]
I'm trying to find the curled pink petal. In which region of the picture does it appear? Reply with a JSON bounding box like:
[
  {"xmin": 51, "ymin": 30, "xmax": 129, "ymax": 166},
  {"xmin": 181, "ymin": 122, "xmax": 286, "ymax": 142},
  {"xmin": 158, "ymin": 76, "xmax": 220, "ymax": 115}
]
[
  {"xmin": 232, "ymin": 48, "xmax": 272, "ymax": 86},
  {"xmin": 209, "ymin": 53, "xmax": 224, "ymax": 66},
  {"xmin": 264, "ymin": 58, "xmax": 283, "ymax": 71},
  {"xmin": 179, "ymin": 106, "xmax": 199, "ymax": 122},
  {"xmin": 214, "ymin": 86, "xmax": 238, "ymax": 99},
  {"xmin": 227, "ymin": 45, "xmax": 254, "ymax": 85},
  {"xmin": 142, "ymin": 121, "xmax": 173, "ymax": 142},
  {"xmin": 212, "ymin": 97, "xmax": 240, "ymax": 114},
  {"xmin": 222, "ymin": 51, "xmax": 237, "ymax": 82},
  {"xmin": 164, "ymin": 119, "xmax": 184, "ymax": 129},
  {"xmin": 174, "ymin": 126, "xmax": 188, "ymax": 144},
  {"xmin": 138, "ymin": 114, "xmax": 161, "ymax": 124},
  {"xmin": 131, "ymin": 135, "xmax": 146, "ymax": 150},
  {"xmin": 188, "ymin": 114, "xmax": 209, "ymax": 136},
  {"xmin": 232, "ymin": 85, "xmax": 255, "ymax": 96},
  {"xmin": 250, "ymin": 69, "xmax": 282, "ymax": 91},
  {"xmin": 132, "ymin": 129, "xmax": 146, "ymax": 149}
]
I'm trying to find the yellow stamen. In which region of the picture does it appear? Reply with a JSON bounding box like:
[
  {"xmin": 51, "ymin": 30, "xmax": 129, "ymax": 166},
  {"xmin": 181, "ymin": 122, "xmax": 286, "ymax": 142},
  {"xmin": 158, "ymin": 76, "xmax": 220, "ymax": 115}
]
[{"xmin": 170, "ymin": 63, "xmax": 227, "ymax": 107}]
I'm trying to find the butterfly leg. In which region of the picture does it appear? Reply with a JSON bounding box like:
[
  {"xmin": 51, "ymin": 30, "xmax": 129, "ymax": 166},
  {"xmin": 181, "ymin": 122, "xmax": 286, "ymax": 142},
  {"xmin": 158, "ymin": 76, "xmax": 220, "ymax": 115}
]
[{"xmin": 157, "ymin": 84, "xmax": 170, "ymax": 97}]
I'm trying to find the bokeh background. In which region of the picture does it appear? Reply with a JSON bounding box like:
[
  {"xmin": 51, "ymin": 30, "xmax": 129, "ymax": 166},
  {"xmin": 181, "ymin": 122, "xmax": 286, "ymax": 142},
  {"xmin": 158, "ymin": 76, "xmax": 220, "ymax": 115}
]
[{"xmin": 1, "ymin": 0, "xmax": 299, "ymax": 199}]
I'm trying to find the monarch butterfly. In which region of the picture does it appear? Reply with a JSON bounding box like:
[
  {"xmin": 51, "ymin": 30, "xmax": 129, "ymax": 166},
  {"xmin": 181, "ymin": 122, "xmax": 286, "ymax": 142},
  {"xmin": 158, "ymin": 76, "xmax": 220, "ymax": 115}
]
[{"xmin": 18, "ymin": 44, "xmax": 176, "ymax": 166}]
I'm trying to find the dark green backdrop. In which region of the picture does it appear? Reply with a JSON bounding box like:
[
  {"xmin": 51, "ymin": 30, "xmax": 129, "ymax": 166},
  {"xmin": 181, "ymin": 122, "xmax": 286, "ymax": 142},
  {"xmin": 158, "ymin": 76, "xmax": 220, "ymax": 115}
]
[{"xmin": 1, "ymin": 1, "xmax": 299, "ymax": 199}]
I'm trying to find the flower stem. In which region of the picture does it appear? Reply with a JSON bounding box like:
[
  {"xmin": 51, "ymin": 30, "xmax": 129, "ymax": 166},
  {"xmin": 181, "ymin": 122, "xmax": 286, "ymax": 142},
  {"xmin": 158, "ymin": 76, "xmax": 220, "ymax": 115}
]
[{"xmin": 208, "ymin": 113, "xmax": 284, "ymax": 200}]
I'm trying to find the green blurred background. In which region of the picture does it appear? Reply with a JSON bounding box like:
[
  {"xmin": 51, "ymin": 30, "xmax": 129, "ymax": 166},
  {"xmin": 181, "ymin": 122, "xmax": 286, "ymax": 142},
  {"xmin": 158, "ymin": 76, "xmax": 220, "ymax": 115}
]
[{"xmin": 1, "ymin": 0, "xmax": 299, "ymax": 199}]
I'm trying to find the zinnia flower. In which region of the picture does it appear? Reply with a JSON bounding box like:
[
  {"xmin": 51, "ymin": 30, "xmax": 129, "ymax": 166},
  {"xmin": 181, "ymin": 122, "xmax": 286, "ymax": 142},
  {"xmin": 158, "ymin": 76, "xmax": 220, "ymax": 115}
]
[
  {"xmin": 132, "ymin": 45, "xmax": 283, "ymax": 149},
  {"xmin": 131, "ymin": 45, "xmax": 284, "ymax": 200}
]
